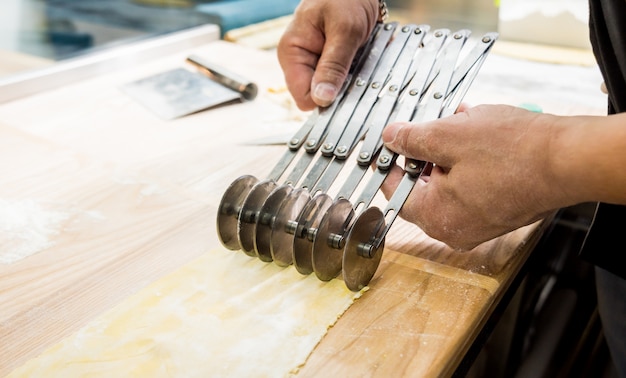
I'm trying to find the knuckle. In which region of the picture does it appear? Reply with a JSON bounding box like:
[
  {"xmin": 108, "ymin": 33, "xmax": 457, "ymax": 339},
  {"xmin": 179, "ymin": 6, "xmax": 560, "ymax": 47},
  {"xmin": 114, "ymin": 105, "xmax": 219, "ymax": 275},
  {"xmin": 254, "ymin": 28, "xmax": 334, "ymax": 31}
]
[{"xmin": 316, "ymin": 58, "xmax": 351, "ymax": 83}]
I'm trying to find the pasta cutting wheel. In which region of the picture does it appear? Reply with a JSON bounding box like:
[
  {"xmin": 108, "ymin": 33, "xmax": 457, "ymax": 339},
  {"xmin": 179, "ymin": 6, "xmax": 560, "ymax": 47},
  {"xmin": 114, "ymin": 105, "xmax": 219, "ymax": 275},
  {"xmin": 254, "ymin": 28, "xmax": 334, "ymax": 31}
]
[
  {"xmin": 292, "ymin": 193, "xmax": 334, "ymax": 275},
  {"xmin": 216, "ymin": 22, "xmax": 498, "ymax": 291}
]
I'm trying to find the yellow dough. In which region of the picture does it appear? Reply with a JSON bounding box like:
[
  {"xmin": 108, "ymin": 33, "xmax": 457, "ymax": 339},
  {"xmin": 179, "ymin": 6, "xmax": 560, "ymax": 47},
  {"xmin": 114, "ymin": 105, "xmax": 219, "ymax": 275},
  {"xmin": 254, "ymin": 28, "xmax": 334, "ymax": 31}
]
[{"xmin": 9, "ymin": 249, "xmax": 363, "ymax": 377}]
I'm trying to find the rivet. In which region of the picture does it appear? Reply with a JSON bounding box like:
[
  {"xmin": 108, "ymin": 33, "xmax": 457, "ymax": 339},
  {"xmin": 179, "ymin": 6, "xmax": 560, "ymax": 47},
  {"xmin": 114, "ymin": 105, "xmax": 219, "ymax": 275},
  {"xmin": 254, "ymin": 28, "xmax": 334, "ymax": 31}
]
[
  {"xmin": 357, "ymin": 243, "xmax": 374, "ymax": 258},
  {"xmin": 372, "ymin": 82, "xmax": 380, "ymax": 89},
  {"xmin": 285, "ymin": 220, "xmax": 298, "ymax": 235},
  {"xmin": 306, "ymin": 139, "xmax": 316, "ymax": 147},
  {"xmin": 379, "ymin": 155, "xmax": 390, "ymax": 164},
  {"xmin": 329, "ymin": 233, "xmax": 344, "ymax": 249},
  {"xmin": 337, "ymin": 146, "xmax": 347, "ymax": 154},
  {"xmin": 482, "ymin": 36, "xmax": 492, "ymax": 43},
  {"xmin": 359, "ymin": 152, "xmax": 370, "ymax": 160},
  {"xmin": 434, "ymin": 92, "xmax": 443, "ymax": 99},
  {"xmin": 323, "ymin": 143, "xmax": 333, "ymax": 150},
  {"xmin": 389, "ymin": 85, "xmax": 398, "ymax": 92},
  {"xmin": 290, "ymin": 138, "xmax": 299, "ymax": 145}
]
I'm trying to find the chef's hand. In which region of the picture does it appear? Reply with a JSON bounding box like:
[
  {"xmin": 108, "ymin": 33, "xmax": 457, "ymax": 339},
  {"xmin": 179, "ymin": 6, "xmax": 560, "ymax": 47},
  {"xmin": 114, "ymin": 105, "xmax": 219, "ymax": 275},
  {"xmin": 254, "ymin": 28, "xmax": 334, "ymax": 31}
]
[
  {"xmin": 277, "ymin": 0, "xmax": 379, "ymax": 110},
  {"xmin": 380, "ymin": 104, "xmax": 574, "ymax": 250}
]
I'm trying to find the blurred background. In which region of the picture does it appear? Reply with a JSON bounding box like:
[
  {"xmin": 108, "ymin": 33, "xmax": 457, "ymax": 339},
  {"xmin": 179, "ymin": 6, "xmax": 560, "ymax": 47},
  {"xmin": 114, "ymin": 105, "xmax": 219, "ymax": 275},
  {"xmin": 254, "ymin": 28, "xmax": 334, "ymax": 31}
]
[
  {"xmin": 0, "ymin": 1, "xmax": 614, "ymax": 377},
  {"xmin": 0, "ymin": 0, "xmax": 591, "ymax": 77},
  {"xmin": 0, "ymin": 0, "xmax": 502, "ymax": 78}
]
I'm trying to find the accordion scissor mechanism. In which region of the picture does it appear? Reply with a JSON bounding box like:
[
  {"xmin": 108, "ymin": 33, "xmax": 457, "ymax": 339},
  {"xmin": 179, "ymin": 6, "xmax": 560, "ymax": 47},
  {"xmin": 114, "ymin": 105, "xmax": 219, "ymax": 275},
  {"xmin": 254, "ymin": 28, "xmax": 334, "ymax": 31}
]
[{"xmin": 217, "ymin": 23, "xmax": 498, "ymax": 291}]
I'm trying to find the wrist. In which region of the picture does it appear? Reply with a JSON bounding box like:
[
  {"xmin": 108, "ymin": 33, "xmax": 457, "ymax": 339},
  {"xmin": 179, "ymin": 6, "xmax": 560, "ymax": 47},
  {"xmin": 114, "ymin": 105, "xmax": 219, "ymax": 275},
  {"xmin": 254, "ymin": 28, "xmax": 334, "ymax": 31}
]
[
  {"xmin": 554, "ymin": 113, "xmax": 626, "ymax": 205},
  {"xmin": 546, "ymin": 114, "xmax": 605, "ymax": 206}
]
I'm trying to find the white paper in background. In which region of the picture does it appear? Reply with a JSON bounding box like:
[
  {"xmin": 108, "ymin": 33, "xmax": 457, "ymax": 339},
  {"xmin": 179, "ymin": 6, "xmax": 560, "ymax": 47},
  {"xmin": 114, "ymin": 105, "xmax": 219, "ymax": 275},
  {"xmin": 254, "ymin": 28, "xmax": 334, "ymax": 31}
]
[{"xmin": 498, "ymin": 0, "xmax": 591, "ymax": 49}]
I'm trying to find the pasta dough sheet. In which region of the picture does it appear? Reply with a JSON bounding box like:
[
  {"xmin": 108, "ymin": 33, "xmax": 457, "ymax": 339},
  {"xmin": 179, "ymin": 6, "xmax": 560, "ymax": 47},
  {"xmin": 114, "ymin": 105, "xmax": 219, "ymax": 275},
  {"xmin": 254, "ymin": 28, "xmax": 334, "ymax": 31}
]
[{"xmin": 9, "ymin": 249, "xmax": 364, "ymax": 377}]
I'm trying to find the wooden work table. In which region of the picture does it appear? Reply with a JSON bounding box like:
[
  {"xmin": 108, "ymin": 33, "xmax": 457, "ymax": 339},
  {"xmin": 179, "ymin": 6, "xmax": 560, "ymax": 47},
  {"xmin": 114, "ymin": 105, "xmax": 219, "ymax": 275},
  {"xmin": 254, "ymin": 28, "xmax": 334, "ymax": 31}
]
[{"xmin": 0, "ymin": 37, "xmax": 606, "ymax": 377}]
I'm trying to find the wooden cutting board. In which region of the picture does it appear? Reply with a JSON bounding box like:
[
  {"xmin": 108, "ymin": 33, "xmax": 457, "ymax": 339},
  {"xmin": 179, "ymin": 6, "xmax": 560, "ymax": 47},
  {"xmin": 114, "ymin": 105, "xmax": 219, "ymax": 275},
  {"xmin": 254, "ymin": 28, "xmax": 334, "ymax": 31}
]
[{"xmin": 0, "ymin": 39, "xmax": 586, "ymax": 377}]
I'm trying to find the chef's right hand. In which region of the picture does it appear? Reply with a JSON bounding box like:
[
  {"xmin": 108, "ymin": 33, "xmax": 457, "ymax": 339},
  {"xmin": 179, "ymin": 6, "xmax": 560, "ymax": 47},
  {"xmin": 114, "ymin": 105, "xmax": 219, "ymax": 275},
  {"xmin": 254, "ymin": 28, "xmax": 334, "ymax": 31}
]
[{"xmin": 277, "ymin": 0, "xmax": 380, "ymax": 110}]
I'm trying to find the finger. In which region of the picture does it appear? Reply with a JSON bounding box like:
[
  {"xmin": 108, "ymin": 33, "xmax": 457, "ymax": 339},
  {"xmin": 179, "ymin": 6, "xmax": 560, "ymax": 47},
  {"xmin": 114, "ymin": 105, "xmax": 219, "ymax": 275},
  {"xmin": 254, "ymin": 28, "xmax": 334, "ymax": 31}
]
[
  {"xmin": 310, "ymin": 20, "xmax": 375, "ymax": 107},
  {"xmin": 277, "ymin": 24, "xmax": 325, "ymax": 110},
  {"xmin": 456, "ymin": 102, "xmax": 471, "ymax": 113},
  {"xmin": 310, "ymin": 39, "xmax": 358, "ymax": 107},
  {"xmin": 381, "ymin": 120, "xmax": 459, "ymax": 168},
  {"xmin": 378, "ymin": 164, "xmax": 405, "ymax": 201},
  {"xmin": 279, "ymin": 48, "xmax": 318, "ymax": 111},
  {"xmin": 378, "ymin": 162, "xmax": 433, "ymax": 227}
]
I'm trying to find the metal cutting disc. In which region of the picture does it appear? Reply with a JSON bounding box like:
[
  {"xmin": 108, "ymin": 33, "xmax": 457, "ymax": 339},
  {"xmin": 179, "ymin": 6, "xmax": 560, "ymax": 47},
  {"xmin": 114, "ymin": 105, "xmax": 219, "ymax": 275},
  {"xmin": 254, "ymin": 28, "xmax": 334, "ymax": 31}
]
[
  {"xmin": 237, "ymin": 179, "xmax": 278, "ymax": 256},
  {"xmin": 312, "ymin": 198, "xmax": 355, "ymax": 281},
  {"xmin": 292, "ymin": 193, "xmax": 333, "ymax": 275},
  {"xmin": 217, "ymin": 175, "xmax": 259, "ymax": 250},
  {"xmin": 270, "ymin": 188, "xmax": 311, "ymax": 267},
  {"xmin": 254, "ymin": 184, "xmax": 293, "ymax": 262},
  {"xmin": 343, "ymin": 206, "xmax": 385, "ymax": 291}
]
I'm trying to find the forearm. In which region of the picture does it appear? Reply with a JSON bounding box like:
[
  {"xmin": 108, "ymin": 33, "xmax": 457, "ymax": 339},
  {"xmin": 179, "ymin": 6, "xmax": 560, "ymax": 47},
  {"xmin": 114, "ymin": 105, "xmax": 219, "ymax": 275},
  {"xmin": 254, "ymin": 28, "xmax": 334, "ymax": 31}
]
[{"xmin": 550, "ymin": 112, "xmax": 626, "ymax": 206}]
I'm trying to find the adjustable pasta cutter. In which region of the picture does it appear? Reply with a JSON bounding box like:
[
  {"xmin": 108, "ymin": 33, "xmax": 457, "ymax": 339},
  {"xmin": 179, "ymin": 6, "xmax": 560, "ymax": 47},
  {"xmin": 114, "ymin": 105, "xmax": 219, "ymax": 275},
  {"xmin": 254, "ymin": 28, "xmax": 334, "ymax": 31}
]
[{"xmin": 217, "ymin": 23, "xmax": 498, "ymax": 291}]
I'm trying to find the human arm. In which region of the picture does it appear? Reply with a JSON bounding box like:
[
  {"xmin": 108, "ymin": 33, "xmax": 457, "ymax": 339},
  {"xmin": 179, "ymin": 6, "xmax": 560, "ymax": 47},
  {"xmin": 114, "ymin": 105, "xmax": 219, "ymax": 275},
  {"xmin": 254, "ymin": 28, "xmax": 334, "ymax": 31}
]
[
  {"xmin": 380, "ymin": 104, "xmax": 626, "ymax": 250},
  {"xmin": 276, "ymin": 0, "xmax": 380, "ymax": 110}
]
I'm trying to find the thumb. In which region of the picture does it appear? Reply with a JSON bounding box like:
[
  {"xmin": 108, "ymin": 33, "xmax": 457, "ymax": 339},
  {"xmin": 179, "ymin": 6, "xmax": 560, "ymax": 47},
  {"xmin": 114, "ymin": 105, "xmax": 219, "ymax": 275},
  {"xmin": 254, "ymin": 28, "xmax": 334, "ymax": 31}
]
[
  {"xmin": 310, "ymin": 33, "xmax": 364, "ymax": 107},
  {"xmin": 382, "ymin": 121, "xmax": 455, "ymax": 167},
  {"xmin": 382, "ymin": 122, "xmax": 418, "ymax": 158}
]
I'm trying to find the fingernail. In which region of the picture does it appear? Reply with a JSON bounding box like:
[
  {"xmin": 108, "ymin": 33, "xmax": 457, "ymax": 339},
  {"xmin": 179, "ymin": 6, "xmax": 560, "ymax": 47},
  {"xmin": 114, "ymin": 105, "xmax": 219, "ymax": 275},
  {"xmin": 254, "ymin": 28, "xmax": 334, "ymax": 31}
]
[
  {"xmin": 313, "ymin": 82, "xmax": 338, "ymax": 105},
  {"xmin": 382, "ymin": 123, "xmax": 402, "ymax": 145}
]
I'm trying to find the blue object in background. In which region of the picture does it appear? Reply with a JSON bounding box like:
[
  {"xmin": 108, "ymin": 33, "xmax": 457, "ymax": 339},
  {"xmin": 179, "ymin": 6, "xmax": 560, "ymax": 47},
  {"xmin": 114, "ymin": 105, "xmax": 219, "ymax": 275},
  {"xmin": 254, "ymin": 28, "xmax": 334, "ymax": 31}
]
[
  {"xmin": 519, "ymin": 103, "xmax": 543, "ymax": 113},
  {"xmin": 196, "ymin": 0, "xmax": 301, "ymax": 36}
]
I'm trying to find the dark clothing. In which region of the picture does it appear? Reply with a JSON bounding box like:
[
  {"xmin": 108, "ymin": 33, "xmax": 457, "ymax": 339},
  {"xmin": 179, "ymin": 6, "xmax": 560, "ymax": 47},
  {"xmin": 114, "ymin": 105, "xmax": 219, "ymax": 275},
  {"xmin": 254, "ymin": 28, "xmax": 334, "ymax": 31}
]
[
  {"xmin": 580, "ymin": 0, "xmax": 626, "ymax": 280},
  {"xmin": 596, "ymin": 267, "xmax": 626, "ymax": 377},
  {"xmin": 582, "ymin": 203, "xmax": 626, "ymax": 279},
  {"xmin": 585, "ymin": 1, "xmax": 626, "ymax": 377},
  {"xmin": 589, "ymin": 0, "xmax": 626, "ymax": 114}
]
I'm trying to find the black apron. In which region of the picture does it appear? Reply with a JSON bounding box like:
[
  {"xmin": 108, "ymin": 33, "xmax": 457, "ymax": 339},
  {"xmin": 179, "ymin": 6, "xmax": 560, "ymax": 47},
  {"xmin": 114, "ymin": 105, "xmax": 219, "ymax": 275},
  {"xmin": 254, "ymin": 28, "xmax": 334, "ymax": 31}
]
[{"xmin": 579, "ymin": 0, "xmax": 626, "ymax": 279}]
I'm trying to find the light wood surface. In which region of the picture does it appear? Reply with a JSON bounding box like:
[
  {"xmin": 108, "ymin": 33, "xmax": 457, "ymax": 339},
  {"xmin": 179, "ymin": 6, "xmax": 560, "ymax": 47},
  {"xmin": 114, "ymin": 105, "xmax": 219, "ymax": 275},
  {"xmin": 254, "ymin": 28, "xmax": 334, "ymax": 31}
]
[
  {"xmin": 224, "ymin": 15, "xmax": 294, "ymax": 50},
  {"xmin": 0, "ymin": 38, "xmax": 604, "ymax": 377},
  {"xmin": 0, "ymin": 49, "xmax": 53, "ymax": 77}
]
